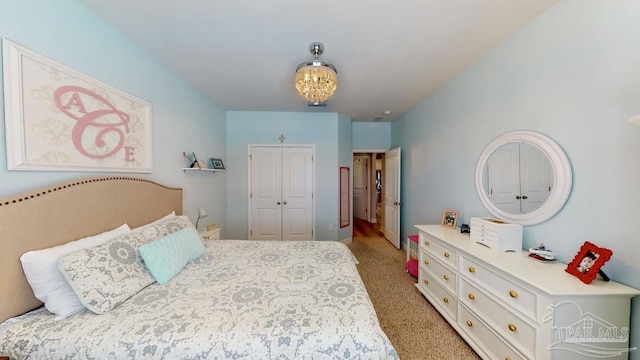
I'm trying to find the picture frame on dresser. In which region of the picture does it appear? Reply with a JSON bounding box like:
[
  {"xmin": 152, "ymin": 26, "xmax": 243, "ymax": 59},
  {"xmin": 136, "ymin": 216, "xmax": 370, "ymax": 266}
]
[
  {"xmin": 565, "ymin": 241, "xmax": 612, "ymax": 284},
  {"xmin": 441, "ymin": 209, "xmax": 459, "ymax": 229}
]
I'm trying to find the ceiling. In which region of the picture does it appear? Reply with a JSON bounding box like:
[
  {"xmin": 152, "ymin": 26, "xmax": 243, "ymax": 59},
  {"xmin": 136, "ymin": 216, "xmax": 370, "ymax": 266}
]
[{"xmin": 78, "ymin": 0, "xmax": 557, "ymax": 122}]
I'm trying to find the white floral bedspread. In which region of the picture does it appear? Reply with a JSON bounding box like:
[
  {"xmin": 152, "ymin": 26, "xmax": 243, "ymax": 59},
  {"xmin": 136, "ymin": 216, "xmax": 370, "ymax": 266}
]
[{"xmin": 1, "ymin": 240, "xmax": 398, "ymax": 359}]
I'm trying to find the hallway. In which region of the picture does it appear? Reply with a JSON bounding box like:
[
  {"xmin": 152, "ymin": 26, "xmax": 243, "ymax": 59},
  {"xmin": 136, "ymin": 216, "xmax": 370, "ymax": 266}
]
[{"xmin": 353, "ymin": 217, "xmax": 383, "ymax": 240}]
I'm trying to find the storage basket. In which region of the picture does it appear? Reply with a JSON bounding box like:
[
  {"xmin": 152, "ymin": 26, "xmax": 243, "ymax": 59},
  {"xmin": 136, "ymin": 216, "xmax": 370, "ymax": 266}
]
[{"xmin": 405, "ymin": 234, "xmax": 419, "ymax": 278}]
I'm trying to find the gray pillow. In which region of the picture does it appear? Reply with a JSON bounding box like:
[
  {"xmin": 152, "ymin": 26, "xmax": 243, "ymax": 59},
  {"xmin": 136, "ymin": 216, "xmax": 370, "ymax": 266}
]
[
  {"xmin": 58, "ymin": 215, "xmax": 193, "ymax": 314},
  {"xmin": 58, "ymin": 232, "xmax": 155, "ymax": 314}
]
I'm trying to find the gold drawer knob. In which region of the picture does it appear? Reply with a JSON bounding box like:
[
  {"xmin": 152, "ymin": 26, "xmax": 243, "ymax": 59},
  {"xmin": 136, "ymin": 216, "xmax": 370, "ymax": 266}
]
[
  {"xmin": 443, "ymin": 274, "xmax": 449, "ymax": 280},
  {"xmin": 468, "ymin": 267, "xmax": 476, "ymax": 273},
  {"xmin": 509, "ymin": 290, "xmax": 518, "ymax": 298},
  {"xmin": 424, "ymin": 241, "xmax": 430, "ymax": 246},
  {"xmin": 468, "ymin": 293, "xmax": 475, "ymax": 300},
  {"xmin": 506, "ymin": 358, "xmax": 511, "ymax": 360},
  {"xmin": 444, "ymin": 252, "xmax": 450, "ymax": 258},
  {"xmin": 466, "ymin": 320, "xmax": 473, "ymax": 327},
  {"xmin": 424, "ymin": 260, "xmax": 430, "ymax": 265},
  {"xmin": 508, "ymin": 324, "xmax": 517, "ymax": 332},
  {"xmin": 443, "ymin": 297, "xmax": 449, "ymax": 303},
  {"xmin": 423, "ymin": 279, "xmax": 429, "ymax": 285}
]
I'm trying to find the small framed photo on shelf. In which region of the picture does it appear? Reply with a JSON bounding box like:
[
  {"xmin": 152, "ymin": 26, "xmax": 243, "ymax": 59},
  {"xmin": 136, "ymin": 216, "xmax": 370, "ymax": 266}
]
[
  {"xmin": 441, "ymin": 209, "xmax": 459, "ymax": 229},
  {"xmin": 565, "ymin": 241, "xmax": 612, "ymax": 284},
  {"xmin": 209, "ymin": 158, "xmax": 225, "ymax": 170}
]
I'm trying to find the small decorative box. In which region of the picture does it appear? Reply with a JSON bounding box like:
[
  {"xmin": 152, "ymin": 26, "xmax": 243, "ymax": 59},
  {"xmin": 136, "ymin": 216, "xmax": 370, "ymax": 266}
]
[{"xmin": 470, "ymin": 217, "xmax": 523, "ymax": 252}]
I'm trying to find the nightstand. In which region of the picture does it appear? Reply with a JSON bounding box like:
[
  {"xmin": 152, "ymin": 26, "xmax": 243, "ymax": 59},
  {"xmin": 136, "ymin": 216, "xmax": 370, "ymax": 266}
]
[{"xmin": 199, "ymin": 228, "xmax": 221, "ymax": 240}]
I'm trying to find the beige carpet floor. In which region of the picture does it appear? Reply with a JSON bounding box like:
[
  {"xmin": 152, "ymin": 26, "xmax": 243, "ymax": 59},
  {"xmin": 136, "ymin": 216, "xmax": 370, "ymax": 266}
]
[{"xmin": 348, "ymin": 219, "xmax": 481, "ymax": 360}]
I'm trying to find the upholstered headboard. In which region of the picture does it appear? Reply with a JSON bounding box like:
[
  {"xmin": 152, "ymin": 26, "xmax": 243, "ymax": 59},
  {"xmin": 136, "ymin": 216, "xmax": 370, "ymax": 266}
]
[{"xmin": 0, "ymin": 176, "xmax": 183, "ymax": 323}]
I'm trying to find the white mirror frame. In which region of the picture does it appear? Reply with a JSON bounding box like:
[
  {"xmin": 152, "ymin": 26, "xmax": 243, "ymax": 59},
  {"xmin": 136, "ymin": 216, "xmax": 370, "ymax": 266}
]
[{"xmin": 475, "ymin": 130, "xmax": 572, "ymax": 225}]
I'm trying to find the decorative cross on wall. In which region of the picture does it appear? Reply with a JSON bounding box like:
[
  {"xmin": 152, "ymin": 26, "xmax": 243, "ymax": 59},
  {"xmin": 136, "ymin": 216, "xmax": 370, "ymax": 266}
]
[{"xmin": 279, "ymin": 134, "xmax": 285, "ymax": 143}]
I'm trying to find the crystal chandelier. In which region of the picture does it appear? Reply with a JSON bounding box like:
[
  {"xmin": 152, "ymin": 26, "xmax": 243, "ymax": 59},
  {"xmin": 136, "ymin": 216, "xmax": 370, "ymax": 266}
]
[{"xmin": 295, "ymin": 42, "xmax": 337, "ymax": 105}]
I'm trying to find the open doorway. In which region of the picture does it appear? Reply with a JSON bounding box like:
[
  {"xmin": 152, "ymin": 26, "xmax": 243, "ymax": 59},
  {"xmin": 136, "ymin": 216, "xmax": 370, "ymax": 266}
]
[{"xmin": 352, "ymin": 152, "xmax": 385, "ymax": 235}]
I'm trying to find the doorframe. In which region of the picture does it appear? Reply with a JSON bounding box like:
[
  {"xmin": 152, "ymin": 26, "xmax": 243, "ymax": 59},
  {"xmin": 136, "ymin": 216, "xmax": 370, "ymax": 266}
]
[
  {"xmin": 352, "ymin": 154, "xmax": 370, "ymax": 221},
  {"xmin": 352, "ymin": 149, "xmax": 387, "ymax": 226},
  {"xmin": 248, "ymin": 144, "xmax": 316, "ymax": 240}
]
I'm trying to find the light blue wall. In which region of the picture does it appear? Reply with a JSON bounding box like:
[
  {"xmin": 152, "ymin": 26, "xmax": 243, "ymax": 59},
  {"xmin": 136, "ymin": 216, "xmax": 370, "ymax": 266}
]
[
  {"xmin": 0, "ymin": 1, "xmax": 227, "ymax": 230},
  {"xmin": 226, "ymin": 111, "xmax": 348, "ymax": 241},
  {"xmin": 392, "ymin": 0, "xmax": 640, "ymax": 355},
  {"xmin": 352, "ymin": 122, "xmax": 391, "ymax": 150}
]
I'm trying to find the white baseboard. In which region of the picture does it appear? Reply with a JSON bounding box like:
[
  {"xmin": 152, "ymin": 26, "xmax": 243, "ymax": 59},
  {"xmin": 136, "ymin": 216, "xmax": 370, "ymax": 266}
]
[{"xmin": 339, "ymin": 236, "xmax": 353, "ymax": 245}]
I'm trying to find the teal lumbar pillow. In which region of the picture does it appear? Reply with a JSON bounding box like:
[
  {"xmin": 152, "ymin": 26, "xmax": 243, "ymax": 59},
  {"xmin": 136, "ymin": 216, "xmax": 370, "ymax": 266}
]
[{"xmin": 139, "ymin": 226, "xmax": 205, "ymax": 284}]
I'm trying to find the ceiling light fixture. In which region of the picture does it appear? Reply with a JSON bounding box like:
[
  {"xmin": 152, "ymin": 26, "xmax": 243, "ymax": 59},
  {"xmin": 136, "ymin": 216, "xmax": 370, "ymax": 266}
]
[{"xmin": 295, "ymin": 42, "xmax": 337, "ymax": 105}]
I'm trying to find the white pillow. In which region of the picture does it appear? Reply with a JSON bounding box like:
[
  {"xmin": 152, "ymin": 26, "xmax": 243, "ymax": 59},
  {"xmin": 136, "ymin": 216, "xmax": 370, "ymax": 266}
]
[
  {"xmin": 20, "ymin": 223, "xmax": 131, "ymax": 320},
  {"xmin": 131, "ymin": 211, "xmax": 176, "ymax": 231}
]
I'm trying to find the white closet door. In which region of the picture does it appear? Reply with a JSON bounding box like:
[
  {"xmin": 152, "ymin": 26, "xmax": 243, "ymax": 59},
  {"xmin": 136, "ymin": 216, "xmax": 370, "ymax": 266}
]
[
  {"xmin": 249, "ymin": 146, "xmax": 314, "ymax": 241},
  {"xmin": 250, "ymin": 147, "xmax": 282, "ymax": 240},
  {"xmin": 281, "ymin": 147, "xmax": 313, "ymax": 240},
  {"xmin": 520, "ymin": 143, "xmax": 552, "ymax": 213},
  {"xmin": 487, "ymin": 142, "xmax": 520, "ymax": 213}
]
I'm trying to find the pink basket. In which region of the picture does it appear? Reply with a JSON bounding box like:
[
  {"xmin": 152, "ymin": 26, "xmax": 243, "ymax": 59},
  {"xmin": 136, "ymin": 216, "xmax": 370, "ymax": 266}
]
[{"xmin": 405, "ymin": 259, "xmax": 418, "ymax": 278}]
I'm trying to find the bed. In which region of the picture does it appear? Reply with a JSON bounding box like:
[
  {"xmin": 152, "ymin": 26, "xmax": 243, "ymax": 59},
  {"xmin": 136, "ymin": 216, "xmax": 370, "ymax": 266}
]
[{"xmin": 0, "ymin": 177, "xmax": 397, "ymax": 359}]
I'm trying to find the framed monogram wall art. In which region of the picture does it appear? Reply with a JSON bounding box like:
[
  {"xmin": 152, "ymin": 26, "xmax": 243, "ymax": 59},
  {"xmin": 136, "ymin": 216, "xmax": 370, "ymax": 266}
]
[{"xmin": 2, "ymin": 39, "xmax": 152, "ymax": 172}]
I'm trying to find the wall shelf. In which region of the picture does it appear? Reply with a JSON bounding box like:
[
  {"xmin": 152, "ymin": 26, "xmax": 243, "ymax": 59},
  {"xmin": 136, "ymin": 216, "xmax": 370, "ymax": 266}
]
[{"xmin": 182, "ymin": 168, "xmax": 226, "ymax": 173}]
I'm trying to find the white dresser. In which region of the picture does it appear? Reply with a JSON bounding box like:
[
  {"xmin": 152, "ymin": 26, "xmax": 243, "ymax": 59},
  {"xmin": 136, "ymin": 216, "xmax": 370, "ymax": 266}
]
[{"xmin": 415, "ymin": 225, "xmax": 640, "ymax": 360}]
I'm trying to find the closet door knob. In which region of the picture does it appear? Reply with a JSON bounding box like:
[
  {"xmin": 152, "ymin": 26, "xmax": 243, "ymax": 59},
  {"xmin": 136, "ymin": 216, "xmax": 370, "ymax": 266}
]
[
  {"xmin": 276, "ymin": 201, "xmax": 281, "ymax": 205},
  {"xmin": 283, "ymin": 201, "xmax": 288, "ymax": 205}
]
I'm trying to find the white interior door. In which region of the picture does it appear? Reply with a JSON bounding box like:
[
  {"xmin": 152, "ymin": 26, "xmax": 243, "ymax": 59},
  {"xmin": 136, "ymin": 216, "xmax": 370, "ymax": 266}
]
[
  {"xmin": 281, "ymin": 147, "xmax": 313, "ymax": 240},
  {"xmin": 520, "ymin": 143, "xmax": 552, "ymax": 213},
  {"xmin": 384, "ymin": 147, "xmax": 401, "ymax": 249},
  {"xmin": 249, "ymin": 146, "xmax": 314, "ymax": 240},
  {"xmin": 249, "ymin": 147, "xmax": 282, "ymax": 240},
  {"xmin": 487, "ymin": 142, "xmax": 520, "ymax": 213},
  {"xmin": 352, "ymin": 156, "xmax": 369, "ymax": 220}
]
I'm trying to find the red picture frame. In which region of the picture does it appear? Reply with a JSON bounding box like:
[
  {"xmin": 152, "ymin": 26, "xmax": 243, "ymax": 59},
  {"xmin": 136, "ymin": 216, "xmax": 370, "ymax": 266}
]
[{"xmin": 565, "ymin": 241, "xmax": 612, "ymax": 284}]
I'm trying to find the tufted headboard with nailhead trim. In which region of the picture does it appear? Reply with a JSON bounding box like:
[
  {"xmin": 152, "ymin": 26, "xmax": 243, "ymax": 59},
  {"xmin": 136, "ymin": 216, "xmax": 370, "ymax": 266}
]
[{"xmin": 0, "ymin": 176, "xmax": 182, "ymax": 323}]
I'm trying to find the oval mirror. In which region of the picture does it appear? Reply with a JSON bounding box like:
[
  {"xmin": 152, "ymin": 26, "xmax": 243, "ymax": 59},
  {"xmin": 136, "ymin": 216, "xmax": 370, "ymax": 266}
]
[{"xmin": 475, "ymin": 131, "xmax": 572, "ymax": 225}]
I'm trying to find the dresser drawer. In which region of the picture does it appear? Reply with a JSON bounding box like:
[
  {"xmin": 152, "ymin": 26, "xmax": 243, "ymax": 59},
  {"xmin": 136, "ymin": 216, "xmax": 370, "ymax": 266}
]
[
  {"xmin": 420, "ymin": 234, "xmax": 457, "ymax": 269},
  {"xmin": 460, "ymin": 278, "xmax": 536, "ymax": 358},
  {"xmin": 461, "ymin": 256, "xmax": 537, "ymax": 321},
  {"xmin": 469, "ymin": 217, "xmax": 523, "ymax": 252},
  {"xmin": 470, "ymin": 222, "xmax": 498, "ymax": 238},
  {"xmin": 419, "ymin": 268, "xmax": 457, "ymax": 320},
  {"xmin": 471, "ymin": 232, "xmax": 498, "ymax": 248},
  {"xmin": 458, "ymin": 304, "xmax": 527, "ymax": 360},
  {"xmin": 420, "ymin": 249, "xmax": 456, "ymax": 293}
]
